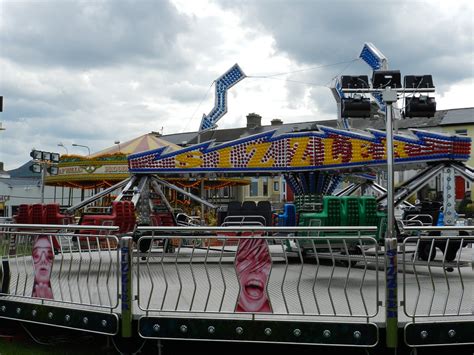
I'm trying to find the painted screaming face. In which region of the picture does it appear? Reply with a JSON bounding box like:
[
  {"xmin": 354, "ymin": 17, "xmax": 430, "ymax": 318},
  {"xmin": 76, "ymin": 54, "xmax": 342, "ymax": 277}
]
[
  {"xmin": 235, "ymin": 238, "xmax": 272, "ymax": 313},
  {"xmin": 32, "ymin": 236, "xmax": 54, "ymax": 299}
]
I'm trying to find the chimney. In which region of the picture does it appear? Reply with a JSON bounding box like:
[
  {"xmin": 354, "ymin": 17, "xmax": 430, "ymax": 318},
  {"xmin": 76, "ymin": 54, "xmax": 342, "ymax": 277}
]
[
  {"xmin": 271, "ymin": 118, "xmax": 283, "ymax": 126},
  {"xmin": 246, "ymin": 113, "xmax": 262, "ymax": 129}
]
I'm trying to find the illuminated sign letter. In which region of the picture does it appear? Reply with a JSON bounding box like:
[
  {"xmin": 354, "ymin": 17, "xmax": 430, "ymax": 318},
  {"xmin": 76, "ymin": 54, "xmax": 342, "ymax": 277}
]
[
  {"xmin": 175, "ymin": 151, "xmax": 203, "ymax": 169},
  {"xmin": 246, "ymin": 142, "xmax": 275, "ymax": 168},
  {"xmin": 217, "ymin": 146, "xmax": 233, "ymax": 168},
  {"xmin": 394, "ymin": 141, "xmax": 408, "ymax": 159},
  {"xmin": 289, "ymin": 138, "xmax": 311, "ymax": 167},
  {"xmin": 351, "ymin": 139, "xmax": 372, "ymax": 162},
  {"xmin": 323, "ymin": 138, "xmax": 343, "ymax": 165}
]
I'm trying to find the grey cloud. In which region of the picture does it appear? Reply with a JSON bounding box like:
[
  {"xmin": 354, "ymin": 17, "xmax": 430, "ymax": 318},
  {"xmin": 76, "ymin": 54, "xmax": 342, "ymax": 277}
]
[
  {"xmin": 217, "ymin": 0, "xmax": 473, "ymax": 120},
  {"xmin": 218, "ymin": 0, "xmax": 473, "ymax": 85},
  {"xmin": 1, "ymin": 0, "xmax": 190, "ymax": 70}
]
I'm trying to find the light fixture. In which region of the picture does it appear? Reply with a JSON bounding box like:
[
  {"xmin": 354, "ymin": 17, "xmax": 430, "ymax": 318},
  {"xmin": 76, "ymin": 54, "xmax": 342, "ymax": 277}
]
[
  {"xmin": 403, "ymin": 75, "xmax": 436, "ymax": 117},
  {"xmin": 359, "ymin": 42, "xmax": 388, "ymax": 71},
  {"xmin": 404, "ymin": 95, "xmax": 437, "ymax": 118},
  {"xmin": 372, "ymin": 70, "xmax": 402, "ymax": 89},
  {"xmin": 29, "ymin": 163, "xmax": 42, "ymax": 173},
  {"xmin": 51, "ymin": 153, "xmax": 60, "ymax": 163},
  {"xmin": 404, "ymin": 75, "xmax": 434, "ymax": 89},
  {"xmin": 57, "ymin": 142, "xmax": 68, "ymax": 154},
  {"xmin": 48, "ymin": 166, "xmax": 59, "ymax": 175},
  {"xmin": 340, "ymin": 75, "xmax": 369, "ymax": 89},
  {"xmin": 42, "ymin": 152, "xmax": 52, "ymax": 161},
  {"xmin": 30, "ymin": 150, "xmax": 43, "ymax": 160},
  {"xmin": 341, "ymin": 96, "xmax": 371, "ymax": 118},
  {"xmin": 72, "ymin": 143, "xmax": 91, "ymax": 156}
]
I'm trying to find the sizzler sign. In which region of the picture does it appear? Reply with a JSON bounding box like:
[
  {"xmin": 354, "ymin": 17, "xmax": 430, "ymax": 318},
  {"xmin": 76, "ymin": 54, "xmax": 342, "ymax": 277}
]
[{"xmin": 128, "ymin": 126, "xmax": 471, "ymax": 174}]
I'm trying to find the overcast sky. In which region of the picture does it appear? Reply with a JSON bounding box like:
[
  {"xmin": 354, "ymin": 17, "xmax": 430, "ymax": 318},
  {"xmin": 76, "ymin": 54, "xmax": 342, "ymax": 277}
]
[{"xmin": 0, "ymin": 0, "xmax": 473, "ymax": 169}]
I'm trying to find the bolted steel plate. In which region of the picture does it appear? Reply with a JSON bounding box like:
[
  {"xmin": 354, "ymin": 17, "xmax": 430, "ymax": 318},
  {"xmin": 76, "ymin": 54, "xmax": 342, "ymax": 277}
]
[
  {"xmin": 0, "ymin": 299, "xmax": 118, "ymax": 335},
  {"xmin": 139, "ymin": 317, "xmax": 378, "ymax": 347}
]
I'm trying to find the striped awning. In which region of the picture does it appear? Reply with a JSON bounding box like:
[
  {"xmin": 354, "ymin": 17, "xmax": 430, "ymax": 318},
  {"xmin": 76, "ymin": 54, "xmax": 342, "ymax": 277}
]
[{"xmin": 90, "ymin": 133, "xmax": 180, "ymax": 158}]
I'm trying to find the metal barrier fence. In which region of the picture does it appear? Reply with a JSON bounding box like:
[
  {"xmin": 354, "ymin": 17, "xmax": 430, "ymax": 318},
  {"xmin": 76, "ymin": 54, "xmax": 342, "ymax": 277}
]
[
  {"xmin": 135, "ymin": 226, "xmax": 382, "ymax": 346},
  {"xmin": 0, "ymin": 224, "xmax": 120, "ymax": 311},
  {"xmin": 401, "ymin": 226, "xmax": 474, "ymax": 319},
  {"xmin": 135, "ymin": 226, "xmax": 380, "ymax": 319},
  {"xmin": 0, "ymin": 222, "xmax": 471, "ymax": 346},
  {"xmin": 401, "ymin": 226, "xmax": 474, "ymax": 347}
]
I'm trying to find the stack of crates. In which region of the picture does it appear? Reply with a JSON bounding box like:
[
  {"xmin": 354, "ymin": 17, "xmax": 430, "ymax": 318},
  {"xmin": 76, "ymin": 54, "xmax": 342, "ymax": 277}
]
[
  {"xmin": 295, "ymin": 194, "xmax": 322, "ymax": 212},
  {"xmin": 341, "ymin": 196, "xmax": 360, "ymax": 227},
  {"xmin": 297, "ymin": 196, "xmax": 386, "ymax": 249},
  {"xmin": 359, "ymin": 196, "xmax": 386, "ymax": 240}
]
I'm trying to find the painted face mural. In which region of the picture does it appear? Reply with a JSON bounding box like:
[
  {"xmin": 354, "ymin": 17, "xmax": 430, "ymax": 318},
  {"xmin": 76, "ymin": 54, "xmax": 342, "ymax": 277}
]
[
  {"xmin": 32, "ymin": 236, "xmax": 54, "ymax": 299},
  {"xmin": 235, "ymin": 237, "xmax": 272, "ymax": 313}
]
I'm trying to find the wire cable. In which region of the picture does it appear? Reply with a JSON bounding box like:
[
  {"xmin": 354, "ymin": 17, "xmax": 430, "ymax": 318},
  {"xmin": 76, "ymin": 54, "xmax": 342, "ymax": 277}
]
[
  {"xmin": 181, "ymin": 81, "xmax": 215, "ymax": 133},
  {"xmin": 324, "ymin": 58, "xmax": 361, "ymax": 87},
  {"xmin": 249, "ymin": 58, "xmax": 360, "ymax": 78},
  {"xmin": 248, "ymin": 58, "xmax": 361, "ymax": 89},
  {"xmin": 20, "ymin": 323, "xmax": 53, "ymax": 346},
  {"xmin": 249, "ymin": 75, "xmax": 329, "ymax": 88},
  {"xmin": 110, "ymin": 336, "xmax": 147, "ymax": 355}
]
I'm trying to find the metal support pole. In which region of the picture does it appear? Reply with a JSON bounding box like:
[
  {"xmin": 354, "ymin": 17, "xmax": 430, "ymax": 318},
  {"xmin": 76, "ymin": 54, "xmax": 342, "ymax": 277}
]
[
  {"xmin": 442, "ymin": 166, "xmax": 456, "ymax": 226},
  {"xmin": 120, "ymin": 236, "xmax": 133, "ymax": 338},
  {"xmin": 40, "ymin": 163, "xmax": 46, "ymax": 203},
  {"xmin": 383, "ymin": 94, "xmax": 398, "ymax": 348},
  {"xmin": 0, "ymin": 257, "xmax": 10, "ymax": 293},
  {"xmin": 200, "ymin": 178, "xmax": 205, "ymax": 225}
]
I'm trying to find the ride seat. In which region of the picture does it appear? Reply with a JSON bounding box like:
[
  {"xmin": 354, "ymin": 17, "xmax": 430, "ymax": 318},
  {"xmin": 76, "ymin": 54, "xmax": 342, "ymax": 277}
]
[
  {"xmin": 15, "ymin": 204, "xmax": 32, "ymax": 224},
  {"xmin": 31, "ymin": 204, "xmax": 46, "ymax": 224},
  {"xmin": 44, "ymin": 204, "xmax": 74, "ymax": 225}
]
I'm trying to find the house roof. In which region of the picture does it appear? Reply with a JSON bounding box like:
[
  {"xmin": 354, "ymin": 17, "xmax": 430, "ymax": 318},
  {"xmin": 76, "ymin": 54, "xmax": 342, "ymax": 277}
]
[
  {"xmin": 7, "ymin": 161, "xmax": 41, "ymax": 179},
  {"xmin": 439, "ymin": 107, "xmax": 474, "ymax": 126},
  {"xmin": 160, "ymin": 107, "xmax": 472, "ymax": 147}
]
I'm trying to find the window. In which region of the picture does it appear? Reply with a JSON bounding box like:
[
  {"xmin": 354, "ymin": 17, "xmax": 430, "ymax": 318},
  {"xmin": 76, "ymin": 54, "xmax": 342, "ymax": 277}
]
[
  {"xmin": 223, "ymin": 186, "xmax": 230, "ymax": 198},
  {"xmin": 249, "ymin": 178, "xmax": 259, "ymax": 196},
  {"xmin": 273, "ymin": 180, "xmax": 279, "ymax": 191},
  {"xmin": 262, "ymin": 177, "xmax": 268, "ymax": 196},
  {"xmin": 455, "ymin": 129, "xmax": 468, "ymax": 136}
]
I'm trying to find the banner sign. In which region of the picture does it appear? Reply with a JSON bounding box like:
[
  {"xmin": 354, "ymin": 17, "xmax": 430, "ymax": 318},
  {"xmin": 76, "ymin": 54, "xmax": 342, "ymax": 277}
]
[
  {"xmin": 58, "ymin": 164, "xmax": 129, "ymax": 176},
  {"xmin": 235, "ymin": 237, "xmax": 272, "ymax": 313},
  {"xmin": 128, "ymin": 126, "xmax": 471, "ymax": 174},
  {"xmin": 32, "ymin": 236, "xmax": 54, "ymax": 299}
]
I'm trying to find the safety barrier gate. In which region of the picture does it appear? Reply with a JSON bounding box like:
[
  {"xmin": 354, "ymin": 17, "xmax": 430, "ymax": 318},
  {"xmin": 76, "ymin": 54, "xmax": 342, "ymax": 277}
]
[
  {"xmin": 1, "ymin": 223, "xmax": 473, "ymax": 349},
  {"xmin": 0, "ymin": 224, "xmax": 120, "ymax": 335},
  {"xmin": 134, "ymin": 226, "xmax": 381, "ymax": 347},
  {"xmin": 401, "ymin": 226, "xmax": 474, "ymax": 348}
]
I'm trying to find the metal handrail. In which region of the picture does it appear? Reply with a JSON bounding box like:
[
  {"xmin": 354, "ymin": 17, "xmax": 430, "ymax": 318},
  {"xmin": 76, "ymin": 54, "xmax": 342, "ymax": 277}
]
[
  {"xmin": 403, "ymin": 226, "xmax": 474, "ymax": 232},
  {"xmin": 0, "ymin": 223, "xmax": 119, "ymax": 231},
  {"xmin": 136, "ymin": 225, "xmax": 378, "ymax": 233}
]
